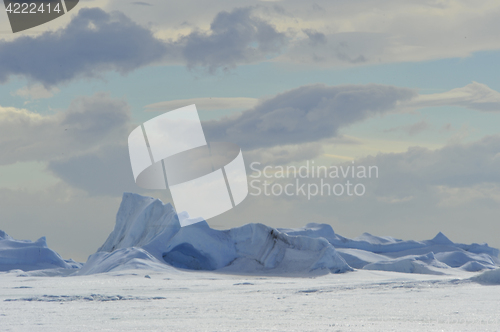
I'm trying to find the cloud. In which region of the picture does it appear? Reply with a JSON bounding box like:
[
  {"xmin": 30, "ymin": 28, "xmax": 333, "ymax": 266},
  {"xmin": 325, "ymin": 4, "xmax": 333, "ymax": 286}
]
[
  {"xmin": 0, "ymin": 93, "xmax": 131, "ymax": 165},
  {"xmin": 170, "ymin": 7, "xmax": 287, "ymax": 72},
  {"xmin": 103, "ymin": 0, "xmax": 500, "ymax": 67},
  {"xmin": 271, "ymin": 1, "xmax": 500, "ymax": 66},
  {"xmin": 202, "ymin": 83, "xmax": 416, "ymax": 150},
  {"xmin": 244, "ymin": 135, "xmax": 360, "ymax": 167},
  {"xmin": 220, "ymin": 81, "xmax": 500, "ymax": 168},
  {"xmin": 28, "ymin": 0, "xmax": 496, "ymax": 70},
  {"xmin": 0, "ymin": 82, "xmax": 417, "ymax": 196},
  {"xmin": 13, "ymin": 84, "xmax": 60, "ymax": 100},
  {"xmin": 48, "ymin": 144, "xmax": 139, "ymax": 196},
  {"xmin": 244, "ymin": 141, "xmax": 325, "ymax": 168},
  {"xmin": 0, "ymin": 6, "xmax": 288, "ymax": 84},
  {"xmin": 302, "ymin": 29, "xmax": 327, "ymax": 46},
  {"xmin": 0, "ymin": 92, "xmax": 143, "ymax": 197},
  {"xmin": 131, "ymin": 1, "xmax": 152, "ymax": 6},
  {"xmin": 384, "ymin": 120, "xmax": 430, "ymax": 136},
  {"xmin": 44, "ymin": 83, "xmax": 418, "ymax": 196},
  {"xmin": 195, "ymin": 82, "xmax": 498, "ymax": 164},
  {"xmin": 12, "ymin": 5, "xmax": 500, "ymax": 83},
  {"xmin": 42, "ymin": 81, "xmax": 495, "ymax": 197},
  {"xmin": 365, "ymin": 135, "xmax": 500, "ymax": 191},
  {"xmin": 4, "ymin": 81, "xmax": 499, "ymax": 207},
  {"xmin": 408, "ymin": 82, "xmax": 500, "ymax": 112},
  {"xmin": 281, "ymin": 31, "xmax": 386, "ymax": 65},
  {"xmin": 145, "ymin": 97, "xmax": 259, "ymax": 112},
  {"xmin": 0, "ymin": 8, "xmax": 166, "ymax": 86}
]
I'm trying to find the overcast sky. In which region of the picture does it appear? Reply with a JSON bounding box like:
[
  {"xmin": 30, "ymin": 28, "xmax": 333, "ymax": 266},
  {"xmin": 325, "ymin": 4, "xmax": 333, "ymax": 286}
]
[{"xmin": 0, "ymin": 0, "xmax": 499, "ymax": 261}]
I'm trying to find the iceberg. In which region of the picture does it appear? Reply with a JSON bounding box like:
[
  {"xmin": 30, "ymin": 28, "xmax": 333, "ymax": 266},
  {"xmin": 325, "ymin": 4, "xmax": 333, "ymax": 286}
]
[
  {"xmin": 85, "ymin": 193, "xmax": 352, "ymax": 275},
  {"xmin": 0, "ymin": 230, "xmax": 81, "ymax": 272},
  {"xmin": 0, "ymin": 193, "xmax": 498, "ymax": 276},
  {"xmin": 278, "ymin": 223, "xmax": 500, "ymax": 272},
  {"xmin": 362, "ymin": 252, "xmax": 449, "ymax": 275}
]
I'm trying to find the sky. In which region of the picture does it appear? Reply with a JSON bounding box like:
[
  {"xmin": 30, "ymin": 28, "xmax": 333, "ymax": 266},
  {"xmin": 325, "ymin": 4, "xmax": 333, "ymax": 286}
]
[{"xmin": 0, "ymin": 0, "xmax": 499, "ymax": 261}]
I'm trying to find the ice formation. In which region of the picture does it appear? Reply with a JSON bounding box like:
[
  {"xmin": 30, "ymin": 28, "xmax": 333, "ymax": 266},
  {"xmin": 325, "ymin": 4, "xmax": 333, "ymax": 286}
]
[
  {"xmin": 279, "ymin": 224, "xmax": 499, "ymax": 272},
  {"xmin": 89, "ymin": 193, "xmax": 352, "ymax": 275},
  {"xmin": 0, "ymin": 193, "xmax": 499, "ymax": 276},
  {"xmin": 0, "ymin": 230, "xmax": 81, "ymax": 272}
]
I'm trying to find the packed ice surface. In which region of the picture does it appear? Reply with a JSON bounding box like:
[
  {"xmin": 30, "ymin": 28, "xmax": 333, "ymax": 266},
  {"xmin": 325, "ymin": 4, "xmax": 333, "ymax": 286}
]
[
  {"xmin": 0, "ymin": 193, "xmax": 499, "ymax": 276},
  {"xmin": 0, "ymin": 230, "xmax": 81, "ymax": 272},
  {"xmin": 1, "ymin": 268, "xmax": 500, "ymax": 332}
]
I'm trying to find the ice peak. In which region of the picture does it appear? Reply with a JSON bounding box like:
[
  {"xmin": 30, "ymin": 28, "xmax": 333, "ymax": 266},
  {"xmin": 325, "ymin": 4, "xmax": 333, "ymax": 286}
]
[{"xmin": 431, "ymin": 232, "xmax": 454, "ymax": 245}]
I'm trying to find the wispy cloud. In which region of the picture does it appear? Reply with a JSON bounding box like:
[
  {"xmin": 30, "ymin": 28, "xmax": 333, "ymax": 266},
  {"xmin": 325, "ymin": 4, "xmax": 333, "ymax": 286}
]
[
  {"xmin": 13, "ymin": 84, "xmax": 60, "ymax": 100},
  {"xmin": 130, "ymin": 1, "xmax": 152, "ymax": 6},
  {"xmin": 384, "ymin": 120, "xmax": 430, "ymax": 136},
  {"xmin": 145, "ymin": 97, "xmax": 258, "ymax": 111},
  {"xmin": 408, "ymin": 82, "xmax": 500, "ymax": 112}
]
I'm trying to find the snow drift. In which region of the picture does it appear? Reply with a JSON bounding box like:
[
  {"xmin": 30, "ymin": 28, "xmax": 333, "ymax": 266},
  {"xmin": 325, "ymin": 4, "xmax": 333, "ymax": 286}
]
[
  {"xmin": 470, "ymin": 268, "xmax": 500, "ymax": 284},
  {"xmin": 74, "ymin": 247, "xmax": 177, "ymax": 275}
]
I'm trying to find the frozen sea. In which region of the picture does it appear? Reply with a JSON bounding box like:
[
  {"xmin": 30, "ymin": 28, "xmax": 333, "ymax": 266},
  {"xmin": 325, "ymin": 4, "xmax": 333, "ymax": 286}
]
[{"xmin": 1, "ymin": 268, "xmax": 500, "ymax": 332}]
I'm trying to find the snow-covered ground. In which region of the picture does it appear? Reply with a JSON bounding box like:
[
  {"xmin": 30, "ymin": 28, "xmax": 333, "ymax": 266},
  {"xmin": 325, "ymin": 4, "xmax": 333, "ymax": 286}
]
[
  {"xmin": 1, "ymin": 193, "xmax": 500, "ymax": 331},
  {"xmin": 1, "ymin": 268, "xmax": 500, "ymax": 332}
]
